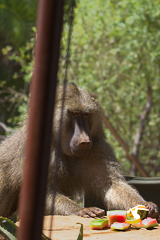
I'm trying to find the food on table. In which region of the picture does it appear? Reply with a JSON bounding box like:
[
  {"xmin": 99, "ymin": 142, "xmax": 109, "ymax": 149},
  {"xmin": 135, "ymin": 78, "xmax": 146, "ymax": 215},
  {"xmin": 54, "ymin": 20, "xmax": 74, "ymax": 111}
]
[
  {"xmin": 132, "ymin": 217, "xmax": 158, "ymax": 229},
  {"xmin": 90, "ymin": 206, "xmax": 158, "ymax": 232},
  {"xmin": 90, "ymin": 219, "xmax": 109, "ymax": 230},
  {"xmin": 127, "ymin": 205, "xmax": 149, "ymax": 221},
  {"xmin": 107, "ymin": 210, "xmax": 126, "ymax": 225},
  {"xmin": 110, "ymin": 222, "xmax": 130, "ymax": 231}
]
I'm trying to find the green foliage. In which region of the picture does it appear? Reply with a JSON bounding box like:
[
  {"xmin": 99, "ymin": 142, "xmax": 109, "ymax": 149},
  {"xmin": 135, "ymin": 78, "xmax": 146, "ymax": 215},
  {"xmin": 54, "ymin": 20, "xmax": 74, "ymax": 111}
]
[
  {"xmin": 1, "ymin": 0, "xmax": 160, "ymax": 176},
  {"xmin": 0, "ymin": 0, "xmax": 37, "ymax": 132},
  {"xmin": 76, "ymin": 223, "xmax": 83, "ymax": 240},
  {"xmin": 59, "ymin": 0, "xmax": 160, "ymax": 176},
  {"xmin": 2, "ymin": 27, "xmax": 35, "ymax": 83},
  {"xmin": 0, "ymin": 217, "xmax": 51, "ymax": 240},
  {"xmin": 0, "ymin": 216, "xmax": 17, "ymax": 240},
  {"xmin": 1, "ymin": 29, "xmax": 35, "ymax": 127},
  {"xmin": 0, "ymin": 225, "xmax": 16, "ymax": 240},
  {"xmin": 0, "ymin": 0, "xmax": 38, "ymax": 47}
]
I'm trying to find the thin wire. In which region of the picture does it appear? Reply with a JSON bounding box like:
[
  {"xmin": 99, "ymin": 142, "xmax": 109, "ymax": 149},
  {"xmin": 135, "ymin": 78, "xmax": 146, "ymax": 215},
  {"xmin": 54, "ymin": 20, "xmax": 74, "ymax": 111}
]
[{"xmin": 49, "ymin": 0, "xmax": 76, "ymax": 238}]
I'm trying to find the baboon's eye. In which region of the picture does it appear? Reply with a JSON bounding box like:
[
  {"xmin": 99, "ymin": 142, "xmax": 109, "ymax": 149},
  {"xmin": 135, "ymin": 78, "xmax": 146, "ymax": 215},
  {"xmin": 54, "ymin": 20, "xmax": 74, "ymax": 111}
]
[
  {"xmin": 72, "ymin": 111, "xmax": 80, "ymax": 116},
  {"xmin": 84, "ymin": 112, "xmax": 90, "ymax": 117},
  {"xmin": 68, "ymin": 110, "xmax": 80, "ymax": 117}
]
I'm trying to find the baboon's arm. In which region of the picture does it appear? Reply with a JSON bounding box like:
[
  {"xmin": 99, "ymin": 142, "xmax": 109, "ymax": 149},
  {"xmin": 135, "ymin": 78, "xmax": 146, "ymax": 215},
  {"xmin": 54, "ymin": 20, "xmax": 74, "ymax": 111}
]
[
  {"xmin": 104, "ymin": 180, "xmax": 145, "ymax": 210},
  {"xmin": 45, "ymin": 193, "xmax": 82, "ymax": 215},
  {"xmin": 104, "ymin": 179, "xmax": 159, "ymax": 219},
  {"xmin": 45, "ymin": 192, "xmax": 105, "ymax": 217}
]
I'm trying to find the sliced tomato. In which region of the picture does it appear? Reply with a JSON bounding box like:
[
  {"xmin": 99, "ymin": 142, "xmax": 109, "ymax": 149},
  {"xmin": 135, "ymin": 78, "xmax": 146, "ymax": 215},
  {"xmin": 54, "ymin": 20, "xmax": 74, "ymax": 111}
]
[{"xmin": 107, "ymin": 210, "xmax": 126, "ymax": 225}]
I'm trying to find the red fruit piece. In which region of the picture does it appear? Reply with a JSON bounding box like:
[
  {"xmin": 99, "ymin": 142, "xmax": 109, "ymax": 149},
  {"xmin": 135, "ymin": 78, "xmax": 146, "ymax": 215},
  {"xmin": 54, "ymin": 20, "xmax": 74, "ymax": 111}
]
[
  {"xmin": 132, "ymin": 217, "xmax": 158, "ymax": 229},
  {"xmin": 107, "ymin": 210, "xmax": 126, "ymax": 226}
]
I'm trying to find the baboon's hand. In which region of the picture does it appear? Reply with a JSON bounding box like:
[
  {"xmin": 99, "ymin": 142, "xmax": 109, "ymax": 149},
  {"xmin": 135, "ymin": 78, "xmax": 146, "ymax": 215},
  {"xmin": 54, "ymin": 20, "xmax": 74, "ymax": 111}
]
[
  {"xmin": 144, "ymin": 202, "xmax": 159, "ymax": 219},
  {"xmin": 76, "ymin": 207, "xmax": 105, "ymax": 218}
]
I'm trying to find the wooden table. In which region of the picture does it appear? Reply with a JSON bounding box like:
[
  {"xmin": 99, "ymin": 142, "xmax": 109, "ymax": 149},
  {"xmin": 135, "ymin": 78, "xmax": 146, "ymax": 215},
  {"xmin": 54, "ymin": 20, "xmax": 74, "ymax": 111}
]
[{"xmin": 43, "ymin": 215, "xmax": 160, "ymax": 240}]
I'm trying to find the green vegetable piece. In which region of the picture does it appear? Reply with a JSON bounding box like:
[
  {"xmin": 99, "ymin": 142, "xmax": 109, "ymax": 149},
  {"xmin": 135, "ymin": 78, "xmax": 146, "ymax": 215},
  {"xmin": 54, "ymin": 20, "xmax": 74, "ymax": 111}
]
[
  {"xmin": 90, "ymin": 219, "xmax": 109, "ymax": 230},
  {"xmin": 137, "ymin": 209, "xmax": 148, "ymax": 220},
  {"xmin": 76, "ymin": 223, "xmax": 83, "ymax": 240}
]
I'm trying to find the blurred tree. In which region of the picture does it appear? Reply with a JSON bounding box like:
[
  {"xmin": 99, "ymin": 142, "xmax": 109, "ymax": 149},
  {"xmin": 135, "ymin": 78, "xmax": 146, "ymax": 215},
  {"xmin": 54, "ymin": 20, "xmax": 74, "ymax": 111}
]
[
  {"xmin": 0, "ymin": 0, "xmax": 76, "ymax": 129},
  {"xmin": 0, "ymin": 0, "xmax": 38, "ymax": 47},
  {"xmin": 0, "ymin": 0, "xmax": 38, "ymax": 131},
  {"xmin": 59, "ymin": 0, "xmax": 160, "ymax": 176}
]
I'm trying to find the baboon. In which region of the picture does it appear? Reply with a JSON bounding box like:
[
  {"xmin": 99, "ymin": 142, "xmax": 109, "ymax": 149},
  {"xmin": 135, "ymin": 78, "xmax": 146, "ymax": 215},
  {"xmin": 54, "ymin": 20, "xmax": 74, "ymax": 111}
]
[{"xmin": 0, "ymin": 83, "xmax": 159, "ymax": 219}]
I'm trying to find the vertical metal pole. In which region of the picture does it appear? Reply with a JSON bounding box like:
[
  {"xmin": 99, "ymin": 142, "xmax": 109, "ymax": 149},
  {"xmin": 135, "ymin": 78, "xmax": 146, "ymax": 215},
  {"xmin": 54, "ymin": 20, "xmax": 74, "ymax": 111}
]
[{"xmin": 17, "ymin": 0, "xmax": 64, "ymax": 239}]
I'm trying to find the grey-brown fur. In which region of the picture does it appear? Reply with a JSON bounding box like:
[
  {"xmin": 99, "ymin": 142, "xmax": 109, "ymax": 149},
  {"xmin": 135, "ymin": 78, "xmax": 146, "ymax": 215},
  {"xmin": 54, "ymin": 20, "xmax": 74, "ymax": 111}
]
[{"xmin": 0, "ymin": 83, "xmax": 159, "ymax": 218}]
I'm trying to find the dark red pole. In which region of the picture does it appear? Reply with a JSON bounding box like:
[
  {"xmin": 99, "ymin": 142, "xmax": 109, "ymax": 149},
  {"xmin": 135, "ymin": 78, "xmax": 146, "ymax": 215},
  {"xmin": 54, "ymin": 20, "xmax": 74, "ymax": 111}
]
[{"xmin": 17, "ymin": 0, "xmax": 64, "ymax": 239}]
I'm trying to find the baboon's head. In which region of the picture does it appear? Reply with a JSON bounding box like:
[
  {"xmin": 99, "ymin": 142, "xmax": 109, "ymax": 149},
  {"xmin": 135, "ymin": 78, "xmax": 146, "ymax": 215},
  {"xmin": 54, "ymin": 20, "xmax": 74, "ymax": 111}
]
[{"xmin": 54, "ymin": 83, "xmax": 105, "ymax": 157}]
